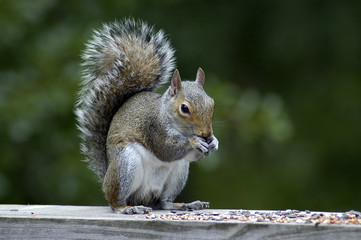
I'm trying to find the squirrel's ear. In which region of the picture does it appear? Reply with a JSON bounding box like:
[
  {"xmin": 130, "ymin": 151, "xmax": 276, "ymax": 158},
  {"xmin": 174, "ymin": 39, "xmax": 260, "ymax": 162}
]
[
  {"xmin": 195, "ymin": 67, "xmax": 205, "ymax": 88},
  {"xmin": 170, "ymin": 69, "xmax": 182, "ymax": 97}
]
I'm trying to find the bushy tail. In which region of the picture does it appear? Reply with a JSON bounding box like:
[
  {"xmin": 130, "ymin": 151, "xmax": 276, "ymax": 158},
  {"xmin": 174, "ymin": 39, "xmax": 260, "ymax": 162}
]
[{"xmin": 75, "ymin": 19, "xmax": 175, "ymax": 181}]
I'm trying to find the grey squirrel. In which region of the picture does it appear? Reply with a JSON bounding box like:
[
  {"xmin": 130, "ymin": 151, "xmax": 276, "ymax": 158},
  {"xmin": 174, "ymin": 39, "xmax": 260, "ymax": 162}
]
[{"xmin": 75, "ymin": 19, "xmax": 219, "ymax": 214}]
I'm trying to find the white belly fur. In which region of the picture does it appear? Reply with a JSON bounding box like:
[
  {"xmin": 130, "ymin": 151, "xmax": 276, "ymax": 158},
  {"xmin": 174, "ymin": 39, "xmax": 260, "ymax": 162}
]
[{"xmin": 127, "ymin": 143, "xmax": 189, "ymax": 203}]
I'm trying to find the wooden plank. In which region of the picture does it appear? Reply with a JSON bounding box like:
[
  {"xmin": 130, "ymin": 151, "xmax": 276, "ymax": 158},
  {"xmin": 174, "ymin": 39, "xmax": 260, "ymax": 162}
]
[{"xmin": 0, "ymin": 205, "xmax": 360, "ymax": 239}]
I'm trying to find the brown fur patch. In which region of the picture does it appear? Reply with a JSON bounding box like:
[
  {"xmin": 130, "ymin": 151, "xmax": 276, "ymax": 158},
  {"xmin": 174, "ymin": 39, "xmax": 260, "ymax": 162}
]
[{"xmin": 119, "ymin": 36, "xmax": 160, "ymax": 89}]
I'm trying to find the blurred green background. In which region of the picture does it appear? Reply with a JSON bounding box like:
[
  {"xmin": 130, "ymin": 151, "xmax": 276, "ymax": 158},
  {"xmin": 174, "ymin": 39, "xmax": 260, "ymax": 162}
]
[{"xmin": 1, "ymin": 0, "xmax": 360, "ymax": 212}]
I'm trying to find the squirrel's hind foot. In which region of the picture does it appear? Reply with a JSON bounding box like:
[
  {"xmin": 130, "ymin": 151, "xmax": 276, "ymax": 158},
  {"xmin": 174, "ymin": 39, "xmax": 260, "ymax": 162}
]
[
  {"xmin": 112, "ymin": 205, "xmax": 152, "ymax": 214},
  {"xmin": 182, "ymin": 200, "xmax": 210, "ymax": 210},
  {"xmin": 159, "ymin": 200, "xmax": 209, "ymax": 211}
]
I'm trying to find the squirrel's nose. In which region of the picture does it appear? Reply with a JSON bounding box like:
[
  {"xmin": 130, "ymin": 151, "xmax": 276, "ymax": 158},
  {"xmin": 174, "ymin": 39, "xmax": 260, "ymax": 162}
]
[
  {"xmin": 198, "ymin": 125, "xmax": 213, "ymax": 139},
  {"xmin": 200, "ymin": 131, "xmax": 212, "ymax": 139}
]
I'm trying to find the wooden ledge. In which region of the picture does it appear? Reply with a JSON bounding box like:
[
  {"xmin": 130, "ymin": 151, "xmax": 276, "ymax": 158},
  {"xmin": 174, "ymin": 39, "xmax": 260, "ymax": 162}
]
[{"xmin": 1, "ymin": 205, "xmax": 361, "ymax": 239}]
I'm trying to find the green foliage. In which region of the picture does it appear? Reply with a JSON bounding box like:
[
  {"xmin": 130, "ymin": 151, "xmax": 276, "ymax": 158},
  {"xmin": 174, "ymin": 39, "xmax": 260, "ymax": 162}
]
[{"xmin": 1, "ymin": 0, "xmax": 360, "ymax": 211}]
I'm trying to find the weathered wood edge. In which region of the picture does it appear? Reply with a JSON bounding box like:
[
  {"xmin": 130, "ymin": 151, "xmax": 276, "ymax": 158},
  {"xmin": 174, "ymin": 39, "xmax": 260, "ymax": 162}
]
[{"xmin": 1, "ymin": 205, "xmax": 361, "ymax": 240}]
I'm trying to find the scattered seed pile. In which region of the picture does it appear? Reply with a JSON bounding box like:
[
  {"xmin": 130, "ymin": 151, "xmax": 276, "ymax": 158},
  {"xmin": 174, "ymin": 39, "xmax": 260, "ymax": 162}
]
[{"xmin": 146, "ymin": 209, "xmax": 361, "ymax": 225}]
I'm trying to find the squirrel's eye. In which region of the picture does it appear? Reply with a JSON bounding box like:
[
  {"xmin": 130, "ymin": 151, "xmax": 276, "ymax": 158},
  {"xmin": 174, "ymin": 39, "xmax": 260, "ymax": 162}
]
[{"xmin": 180, "ymin": 104, "xmax": 190, "ymax": 115}]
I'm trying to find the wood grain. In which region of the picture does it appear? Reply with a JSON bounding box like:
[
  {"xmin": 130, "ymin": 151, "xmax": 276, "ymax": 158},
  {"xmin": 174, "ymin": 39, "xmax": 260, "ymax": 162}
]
[{"xmin": 0, "ymin": 205, "xmax": 360, "ymax": 239}]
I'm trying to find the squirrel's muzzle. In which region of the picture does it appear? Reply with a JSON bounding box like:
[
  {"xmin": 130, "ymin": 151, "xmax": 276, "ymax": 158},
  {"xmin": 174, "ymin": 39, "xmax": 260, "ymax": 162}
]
[{"xmin": 199, "ymin": 128, "xmax": 213, "ymax": 139}]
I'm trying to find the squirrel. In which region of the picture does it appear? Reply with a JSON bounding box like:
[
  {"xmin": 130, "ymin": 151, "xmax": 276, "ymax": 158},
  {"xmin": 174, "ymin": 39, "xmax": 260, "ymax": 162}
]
[{"xmin": 75, "ymin": 18, "xmax": 219, "ymax": 214}]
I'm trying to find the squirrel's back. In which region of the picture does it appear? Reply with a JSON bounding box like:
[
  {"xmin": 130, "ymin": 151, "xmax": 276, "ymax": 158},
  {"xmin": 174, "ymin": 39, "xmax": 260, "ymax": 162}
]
[{"xmin": 75, "ymin": 19, "xmax": 175, "ymax": 180}]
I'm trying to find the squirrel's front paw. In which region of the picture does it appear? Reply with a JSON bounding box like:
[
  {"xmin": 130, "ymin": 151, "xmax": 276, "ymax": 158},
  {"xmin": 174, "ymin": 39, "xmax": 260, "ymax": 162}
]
[
  {"xmin": 193, "ymin": 135, "xmax": 219, "ymax": 156},
  {"xmin": 193, "ymin": 137, "xmax": 210, "ymax": 156},
  {"xmin": 206, "ymin": 135, "xmax": 219, "ymax": 155}
]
